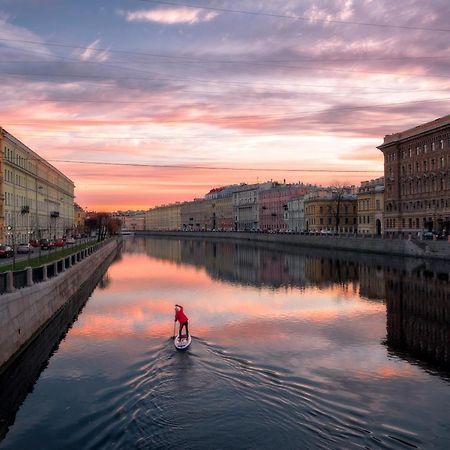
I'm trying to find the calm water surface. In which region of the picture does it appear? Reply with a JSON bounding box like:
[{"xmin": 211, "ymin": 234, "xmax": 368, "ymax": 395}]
[{"xmin": 1, "ymin": 237, "xmax": 449, "ymax": 449}]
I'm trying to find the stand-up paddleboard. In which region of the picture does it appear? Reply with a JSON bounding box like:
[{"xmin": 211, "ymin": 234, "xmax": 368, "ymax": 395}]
[{"xmin": 174, "ymin": 334, "xmax": 192, "ymax": 351}]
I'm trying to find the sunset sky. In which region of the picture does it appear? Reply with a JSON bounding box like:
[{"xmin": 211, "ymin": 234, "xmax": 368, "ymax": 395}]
[{"xmin": 1, "ymin": 0, "xmax": 449, "ymax": 210}]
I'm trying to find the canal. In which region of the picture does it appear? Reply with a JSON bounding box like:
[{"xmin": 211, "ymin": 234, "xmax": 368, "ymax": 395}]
[{"xmin": 1, "ymin": 236, "xmax": 449, "ymax": 449}]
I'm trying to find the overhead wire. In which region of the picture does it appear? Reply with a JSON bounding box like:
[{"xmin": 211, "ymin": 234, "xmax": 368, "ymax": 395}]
[
  {"xmin": 8, "ymin": 157, "xmax": 382, "ymax": 173},
  {"xmin": 137, "ymin": 0, "xmax": 450, "ymax": 33}
]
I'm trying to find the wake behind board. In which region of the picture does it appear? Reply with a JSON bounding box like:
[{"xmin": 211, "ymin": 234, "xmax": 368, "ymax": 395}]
[{"xmin": 174, "ymin": 334, "xmax": 192, "ymax": 351}]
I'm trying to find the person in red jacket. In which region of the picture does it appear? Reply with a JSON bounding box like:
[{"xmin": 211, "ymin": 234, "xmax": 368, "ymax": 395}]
[{"xmin": 174, "ymin": 304, "xmax": 189, "ymax": 340}]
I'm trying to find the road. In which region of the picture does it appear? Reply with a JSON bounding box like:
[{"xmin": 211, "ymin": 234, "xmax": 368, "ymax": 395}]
[{"xmin": 0, "ymin": 238, "xmax": 95, "ymax": 268}]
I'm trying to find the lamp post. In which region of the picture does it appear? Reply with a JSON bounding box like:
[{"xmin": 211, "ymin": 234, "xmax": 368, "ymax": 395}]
[{"xmin": 7, "ymin": 225, "xmax": 15, "ymax": 271}]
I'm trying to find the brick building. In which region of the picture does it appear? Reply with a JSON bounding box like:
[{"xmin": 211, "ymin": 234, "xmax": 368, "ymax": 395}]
[{"xmin": 378, "ymin": 115, "xmax": 450, "ymax": 236}]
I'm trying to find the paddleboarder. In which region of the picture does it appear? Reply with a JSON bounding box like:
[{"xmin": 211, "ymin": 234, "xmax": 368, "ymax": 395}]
[{"xmin": 174, "ymin": 304, "xmax": 189, "ymax": 341}]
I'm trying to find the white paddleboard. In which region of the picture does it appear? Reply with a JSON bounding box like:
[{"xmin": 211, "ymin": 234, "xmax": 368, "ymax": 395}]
[{"xmin": 174, "ymin": 334, "xmax": 192, "ymax": 350}]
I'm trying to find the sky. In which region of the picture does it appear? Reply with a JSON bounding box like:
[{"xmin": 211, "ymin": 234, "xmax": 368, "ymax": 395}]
[{"xmin": 0, "ymin": 0, "xmax": 449, "ymax": 211}]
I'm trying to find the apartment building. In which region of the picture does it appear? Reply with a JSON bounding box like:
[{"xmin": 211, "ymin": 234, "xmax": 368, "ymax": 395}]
[{"xmin": 0, "ymin": 128, "xmax": 75, "ymax": 245}]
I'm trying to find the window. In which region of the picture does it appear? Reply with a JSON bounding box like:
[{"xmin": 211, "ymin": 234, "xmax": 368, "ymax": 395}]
[
  {"xmin": 440, "ymin": 140, "xmax": 444, "ymax": 150},
  {"xmin": 432, "ymin": 142, "xmax": 435, "ymax": 151}
]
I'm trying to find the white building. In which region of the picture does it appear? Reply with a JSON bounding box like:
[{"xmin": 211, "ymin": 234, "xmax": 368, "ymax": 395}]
[{"xmin": 284, "ymin": 197, "xmax": 306, "ymax": 232}]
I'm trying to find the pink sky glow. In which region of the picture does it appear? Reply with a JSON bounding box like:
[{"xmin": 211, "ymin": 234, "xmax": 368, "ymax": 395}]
[{"xmin": 1, "ymin": 0, "xmax": 449, "ymax": 210}]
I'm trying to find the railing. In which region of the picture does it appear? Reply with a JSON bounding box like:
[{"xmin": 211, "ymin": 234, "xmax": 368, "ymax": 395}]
[{"xmin": 0, "ymin": 238, "xmax": 112, "ymax": 295}]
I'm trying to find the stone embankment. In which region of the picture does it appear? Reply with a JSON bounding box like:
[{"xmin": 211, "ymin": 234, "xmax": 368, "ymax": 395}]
[
  {"xmin": 0, "ymin": 238, "xmax": 121, "ymax": 372},
  {"xmin": 136, "ymin": 231, "xmax": 450, "ymax": 261}
]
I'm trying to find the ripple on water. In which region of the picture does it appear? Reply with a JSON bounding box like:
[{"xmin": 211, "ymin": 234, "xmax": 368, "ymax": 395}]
[{"xmin": 55, "ymin": 337, "xmax": 423, "ymax": 450}]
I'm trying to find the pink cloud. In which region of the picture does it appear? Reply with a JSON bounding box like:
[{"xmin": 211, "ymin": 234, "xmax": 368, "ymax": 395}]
[{"xmin": 120, "ymin": 7, "xmax": 219, "ymax": 25}]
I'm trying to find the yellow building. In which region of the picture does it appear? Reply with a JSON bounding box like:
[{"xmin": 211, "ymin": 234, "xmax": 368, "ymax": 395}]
[
  {"xmin": 74, "ymin": 203, "xmax": 86, "ymax": 233},
  {"xmin": 0, "ymin": 128, "xmax": 75, "ymax": 245},
  {"xmin": 145, "ymin": 203, "xmax": 182, "ymax": 231},
  {"xmin": 357, "ymin": 177, "xmax": 384, "ymax": 235}
]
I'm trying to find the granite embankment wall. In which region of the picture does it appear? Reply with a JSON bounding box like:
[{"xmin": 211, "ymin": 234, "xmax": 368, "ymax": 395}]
[
  {"xmin": 0, "ymin": 238, "xmax": 120, "ymax": 371},
  {"xmin": 136, "ymin": 231, "xmax": 450, "ymax": 260}
]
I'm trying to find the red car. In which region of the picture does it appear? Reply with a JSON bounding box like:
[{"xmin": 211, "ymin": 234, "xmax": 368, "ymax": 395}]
[
  {"xmin": 29, "ymin": 239, "xmax": 40, "ymax": 247},
  {"xmin": 53, "ymin": 239, "xmax": 65, "ymax": 247},
  {"xmin": 0, "ymin": 245, "xmax": 14, "ymax": 258}
]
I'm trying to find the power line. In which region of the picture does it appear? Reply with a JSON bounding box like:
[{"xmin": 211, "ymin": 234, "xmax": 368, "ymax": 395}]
[
  {"xmin": 3, "ymin": 59, "xmax": 450, "ymax": 85},
  {"xmin": 3, "ymin": 60, "xmax": 450, "ymax": 92},
  {"xmin": 2, "ymin": 38, "xmax": 450, "ymax": 84},
  {"xmin": 21, "ymin": 158, "xmax": 383, "ymax": 173},
  {"xmin": 138, "ymin": 0, "xmax": 450, "ymax": 33}
]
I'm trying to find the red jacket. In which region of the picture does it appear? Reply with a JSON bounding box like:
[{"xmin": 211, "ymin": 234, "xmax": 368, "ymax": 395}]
[{"xmin": 175, "ymin": 306, "xmax": 188, "ymax": 325}]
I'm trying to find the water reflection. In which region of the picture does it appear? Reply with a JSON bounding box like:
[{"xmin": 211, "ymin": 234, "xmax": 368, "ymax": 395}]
[
  {"xmin": 134, "ymin": 236, "xmax": 450, "ymax": 375},
  {"xmin": 0, "ymin": 249, "xmax": 121, "ymax": 444},
  {"xmin": 1, "ymin": 237, "xmax": 449, "ymax": 449}
]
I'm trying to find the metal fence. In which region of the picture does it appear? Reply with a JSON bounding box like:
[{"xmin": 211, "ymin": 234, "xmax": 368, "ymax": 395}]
[{"xmin": 0, "ymin": 239, "xmax": 111, "ymax": 295}]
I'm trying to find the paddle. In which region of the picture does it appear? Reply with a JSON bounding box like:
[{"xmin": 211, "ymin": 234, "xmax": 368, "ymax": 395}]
[{"xmin": 173, "ymin": 320, "xmax": 176, "ymax": 339}]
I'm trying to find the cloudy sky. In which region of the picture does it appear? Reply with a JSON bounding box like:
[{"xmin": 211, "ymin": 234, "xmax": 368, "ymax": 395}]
[{"xmin": 1, "ymin": 0, "xmax": 449, "ymax": 210}]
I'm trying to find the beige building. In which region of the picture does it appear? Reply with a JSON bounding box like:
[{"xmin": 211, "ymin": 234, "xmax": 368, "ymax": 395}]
[
  {"xmin": 74, "ymin": 203, "xmax": 86, "ymax": 234},
  {"xmin": 304, "ymin": 191, "xmax": 358, "ymax": 233},
  {"xmin": 0, "ymin": 128, "xmax": 75, "ymax": 245},
  {"xmin": 180, "ymin": 199, "xmax": 212, "ymax": 231},
  {"xmin": 357, "ymin": 177, "xmax": 384, "ymax": 235},
  {"xmin": 146, "ymin": 203, "xmax": 182, "ymax": 231},
  {"xmin": 122, "ymin": 216, "xmax": 145, "ymax": 231}
]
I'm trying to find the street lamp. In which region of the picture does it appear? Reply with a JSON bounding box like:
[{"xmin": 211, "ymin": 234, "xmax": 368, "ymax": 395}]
[{"xmin": 7, "ymin": 225, "xmax": 15, "ymax": 270}]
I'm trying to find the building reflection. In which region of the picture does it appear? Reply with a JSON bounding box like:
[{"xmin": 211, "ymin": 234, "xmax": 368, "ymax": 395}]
[
  {"xmin": 140, "ymin": 237, "xmax": 450, "ymax": 374},
  {"xmin": 0, "ymin": 271, "xmax": 111, "ymax": 443},
  {"xmin": 385, "ymin": 268, "xmax": 450, "ymax": 373}
]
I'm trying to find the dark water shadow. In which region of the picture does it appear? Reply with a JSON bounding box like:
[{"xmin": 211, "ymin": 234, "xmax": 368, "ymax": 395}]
[{"xmin": 0, "ymin": 247, "xmax": 122, "ymax": 443}]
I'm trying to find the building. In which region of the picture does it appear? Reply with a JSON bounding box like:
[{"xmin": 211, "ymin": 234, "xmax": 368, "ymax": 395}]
[
  {"xmin": 284, "ymin": 197, "xmax": 305, "ymax": 232},
  {"xmin": 145, "ymin": 203, "xmax": 181, "ymax": 231},
  {"xmin": 74, "ymin": 203, "xmax": 86, "ymax": 234},
  {"xmin": 122, "ymin": 216, "xmax": 145, "ymax": 231},
  {"xmin": 259, "ymin": 184, "xmax": 310, "ymax": 231},
  {"xmin": 357, "ymin": 177, "xmax": 384, "ymax": 235},
  {"xmin": 0, "ymin": 128, "xmax": 75, "ymax": 245},
  {"xmin": 233, "ymin": 182, "xmax": 273, "ymax": 231},
  {"xmin": 180, "ymin": 199, "xmax": 212, "ymax": 231},
  {"xmin": 205, "ymin": 185, "xmax": 238, "ymax": 231},
  {"xmin": 304, "ymin": 190, "xmax": 357, "ymax": 233},
  {"xmin": 378, "ymin": 115, "xmax": 450, "ymax": 236}
]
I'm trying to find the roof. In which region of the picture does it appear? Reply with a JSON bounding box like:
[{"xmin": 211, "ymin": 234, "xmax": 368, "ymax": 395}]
[{"xmin": 379, "ymin": 114, "xmax": 450, "ymax": 148}]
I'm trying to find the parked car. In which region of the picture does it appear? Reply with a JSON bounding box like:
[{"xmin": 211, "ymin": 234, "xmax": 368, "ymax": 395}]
[
  {"xmin": 0, "ymin": 245, "xmax": 14, "ymax": 258},
  {"xmin": 17, "ymin": 243, "xmax": 34, "ymax": 254},
  {"xmin": 422, "ymin": 231, "xmax": 435, "ymax": 240},
  {"xmin": 29, "ymin": 239, "xmax": 40, "ymax": 247},
  {"xmin": 53, "ymin": 239, "xmax": 65, "ymax": 247},
  {"xmin": 65, "ymin": 237, "xmax": 76, "ymax": 244},
  {"xmin": 40, "ymin": 239, "xmax": 51, "ymax": 250}
]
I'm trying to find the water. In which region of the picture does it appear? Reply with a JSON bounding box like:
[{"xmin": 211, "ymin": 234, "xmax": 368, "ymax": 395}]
[{"xmin": 1, "ymin": 237, "xmax": 449, "ymax": 449}]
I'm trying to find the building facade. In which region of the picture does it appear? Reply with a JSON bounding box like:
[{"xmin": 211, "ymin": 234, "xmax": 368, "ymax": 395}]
[
  {"xmin": 284, "ymin": 197, "xmax": 305, "ymax": 232},
  {"xmin": 259, "ymin": 184, "xmax": 309, "ymax": 231},
  {"xmin": 233, "ymin": 182, "xmax": 273, "ymax": 231},
  {"xmin": 145, "ymin": 203, "xmax": 181, "ymax": 231},
  {"xmin": 181, "ymin": 199, "xmax": 212, "ymax": 231},
  {"xmin": 74, "ymin": 203, "xmax": 86, "ymax": 234},
  {"xmin": 378, "ymin": 115, "xmax": 450, "ymax": 236},
  {"xmin": 0, "ymin": 128, "xmax": 75, "ymax": 245},
  {"xmin": 304, "ymin": 191, "xmax": 357, "ymax": 233},
  {"xmin": 357, "ymin": 177, "xmax": 384, "ymax": 235}
]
